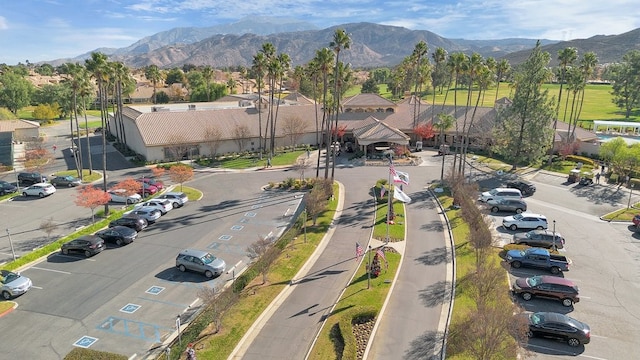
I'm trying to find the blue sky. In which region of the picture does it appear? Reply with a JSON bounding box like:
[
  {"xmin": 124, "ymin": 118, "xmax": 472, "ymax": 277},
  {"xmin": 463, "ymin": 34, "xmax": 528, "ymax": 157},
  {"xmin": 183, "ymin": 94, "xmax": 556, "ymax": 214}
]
[{"xmin": 2, "ymin": 0, "xmax": 639, "ymax": 65}]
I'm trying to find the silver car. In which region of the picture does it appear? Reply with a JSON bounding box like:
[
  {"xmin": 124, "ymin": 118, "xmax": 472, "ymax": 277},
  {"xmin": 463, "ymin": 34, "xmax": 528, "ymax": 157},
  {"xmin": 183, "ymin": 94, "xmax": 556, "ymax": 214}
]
[
  {"xmin": 1, "ymin": 270, "xmax": 32, "ymax": 299},
  {"xmin": 126, "ymin": 206, "xmax": 162, "ymax": 223},
  {"xmin": 157, "ymin": 191, "xmax": 189, "ymax": 208},
  {"xmin": 176, "ymin": 249, "xmax": 226, "ymax": 278},
  {"xmin": 108, "ymin": 189, "xmax": 142, "ymax": 204}
]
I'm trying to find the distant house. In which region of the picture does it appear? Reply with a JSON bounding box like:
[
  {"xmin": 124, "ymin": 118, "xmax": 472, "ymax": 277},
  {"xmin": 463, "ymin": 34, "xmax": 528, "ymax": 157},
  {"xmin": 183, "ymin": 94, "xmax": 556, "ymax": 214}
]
[{"xmin": 0, "ymin": 120, "xmax": 40, "ymax": 168}]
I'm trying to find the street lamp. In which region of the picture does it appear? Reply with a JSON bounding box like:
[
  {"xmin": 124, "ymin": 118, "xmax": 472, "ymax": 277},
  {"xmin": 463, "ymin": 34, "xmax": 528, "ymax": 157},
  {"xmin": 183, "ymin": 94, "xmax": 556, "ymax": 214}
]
[
  {"xmin": 628, "ymin": 183, "xmax": 634, "ymax": 209},
  {"xmin": 552, "ymin": 220, "xmax": 557, "ymax": 250},
  {"xmin": 6, "ymin": 229, "xmax": 17, "ymax": 261}
]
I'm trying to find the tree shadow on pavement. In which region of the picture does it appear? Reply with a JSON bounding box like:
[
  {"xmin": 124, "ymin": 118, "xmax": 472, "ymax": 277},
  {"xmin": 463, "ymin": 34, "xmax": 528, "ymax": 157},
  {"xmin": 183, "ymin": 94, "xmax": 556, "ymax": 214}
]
[
  {"xmin": 415, "ymin": 247, "xmax": 450, "ymax": 266},
  {"xmin": 403, "ymin": 330, "xmax": 444, "ymax": 360},
  {"xmin": 418, "ymin": 280, "xmax": 451, "ymax": 307}
]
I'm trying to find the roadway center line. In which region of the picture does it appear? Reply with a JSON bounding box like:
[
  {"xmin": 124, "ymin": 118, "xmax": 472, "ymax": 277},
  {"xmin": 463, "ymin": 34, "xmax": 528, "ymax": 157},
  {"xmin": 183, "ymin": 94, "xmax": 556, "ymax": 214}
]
[{"xmin": 30, "ymin": 266, "xmax": 72, "ymax": 274}]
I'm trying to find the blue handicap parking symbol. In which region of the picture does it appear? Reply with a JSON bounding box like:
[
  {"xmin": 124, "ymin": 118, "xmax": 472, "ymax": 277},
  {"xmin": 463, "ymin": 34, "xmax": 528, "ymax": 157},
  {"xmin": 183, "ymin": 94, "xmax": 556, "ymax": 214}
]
[
  {"xmin": 146, "ymin": 286, "xmax": 165, "ymax": 295},
  {"xmin": 231, "ymin": 225, "xmax": 244, "ymax": 231},
  {"xmin": 120, "ymin": 303, "xmax": 141, "ymax": 314},
  {"xmin": 74, "ymin": 336, "xmax": 98, "ymax": 348}
]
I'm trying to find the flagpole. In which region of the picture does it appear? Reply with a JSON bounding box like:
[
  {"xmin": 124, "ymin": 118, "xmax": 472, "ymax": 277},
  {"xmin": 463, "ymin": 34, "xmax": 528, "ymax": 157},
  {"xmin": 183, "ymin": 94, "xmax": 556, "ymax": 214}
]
[
  {"xmin": 387, "ymin": 154, "xmax": 393, "ymax": 244},
  {"xmin": 367, "ymin": 245, "xmax": 372, "ymax": 289}
]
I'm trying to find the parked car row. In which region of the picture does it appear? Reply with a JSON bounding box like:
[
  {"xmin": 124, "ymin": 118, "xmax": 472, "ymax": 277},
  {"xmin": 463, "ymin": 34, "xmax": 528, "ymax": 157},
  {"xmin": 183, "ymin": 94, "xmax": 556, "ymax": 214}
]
[{"xmin": 480, "ymin": 183, "xmax": 591, "ymax": 348}]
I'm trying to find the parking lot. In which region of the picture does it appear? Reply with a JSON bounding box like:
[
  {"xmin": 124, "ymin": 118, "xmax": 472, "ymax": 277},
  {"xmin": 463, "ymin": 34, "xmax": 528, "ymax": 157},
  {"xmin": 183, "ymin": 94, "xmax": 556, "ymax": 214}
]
[
  {"xmin": 0, "ymin": 170, "xmax": 303, "ymax": 358},
  {"xmin": 482, "ymin": 170, "xmax": 640, "ymax": 360}
]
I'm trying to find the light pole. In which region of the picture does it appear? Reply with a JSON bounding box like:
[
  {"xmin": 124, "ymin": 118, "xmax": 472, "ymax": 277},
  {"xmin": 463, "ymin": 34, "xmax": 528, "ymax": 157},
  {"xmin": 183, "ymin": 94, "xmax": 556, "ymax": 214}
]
[
  {"xmin": 367, "ymin": 245, "xmax": 372, "ymax": 289},
  {"xmin": 628, "ymin": 184, "xmax": 634, "ymax": 209},
  {"xmin": 6, "ymin": 229, "xmax": 17, "ymax": 261},
  {"xmin": 552, "ymin": 220, "xmax": 557, "ymax": 250}
]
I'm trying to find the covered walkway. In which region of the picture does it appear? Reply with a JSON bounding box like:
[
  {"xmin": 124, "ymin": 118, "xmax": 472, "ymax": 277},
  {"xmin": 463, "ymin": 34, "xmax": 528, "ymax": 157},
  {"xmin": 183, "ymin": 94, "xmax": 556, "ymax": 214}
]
[{"xmin": 593, "ymin": 120, "xmax": 640, "ymax": 135}]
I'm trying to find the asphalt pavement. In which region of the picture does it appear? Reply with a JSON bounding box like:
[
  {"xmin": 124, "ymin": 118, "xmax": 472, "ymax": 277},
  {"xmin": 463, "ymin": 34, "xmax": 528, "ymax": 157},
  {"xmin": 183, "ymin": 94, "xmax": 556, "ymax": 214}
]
[{"xmin": 228, "ymin": 151, "xmax": 453, "ymax": 360}]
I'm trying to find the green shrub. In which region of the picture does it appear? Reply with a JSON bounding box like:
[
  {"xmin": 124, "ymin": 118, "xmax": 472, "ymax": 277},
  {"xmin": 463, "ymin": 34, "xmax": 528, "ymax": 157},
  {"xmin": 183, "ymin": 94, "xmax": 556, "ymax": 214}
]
[
  {"xmin": 338, "ymin": 307, "xmax": 377, "ymax": 360},
  {"xmin": 64, "ymin": 347, "xmax": 127, "ymax": 360},
  {"xmin": 565, "ymin": 155, "xmax": 596, "ymax": 167}
]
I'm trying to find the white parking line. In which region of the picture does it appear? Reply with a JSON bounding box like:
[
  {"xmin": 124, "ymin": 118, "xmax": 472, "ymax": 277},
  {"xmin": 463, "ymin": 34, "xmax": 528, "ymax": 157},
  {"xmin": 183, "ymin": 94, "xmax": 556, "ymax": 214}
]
[
  {"xmin": 31, "ymin": 285, "xmax": 43, "ymax": 290},
  {"xmin": 30, "ymin": 266, "xmax": 72, "ymax": 274}
]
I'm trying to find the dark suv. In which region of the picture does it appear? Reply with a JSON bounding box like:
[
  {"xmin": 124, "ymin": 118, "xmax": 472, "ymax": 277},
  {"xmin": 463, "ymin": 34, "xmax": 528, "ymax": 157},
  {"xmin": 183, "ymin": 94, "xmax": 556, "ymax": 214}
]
[
  {"xmin": 513, "ymin": 275, "xmax": 579, "ymax": 307},
  {"xmin": 109, "ymin": 214, "xmax": 148, "ymax": 231},
  {"xmin": 0, "ymin": 180, "xmax": 18, "ymax": 195},
  {"xmin": 18, "ymin": 172, "xmax": 47, "ymax": 186},
  {"xmin": 506, "ymin": 180, "xmax": 536, "ymax": 196}
]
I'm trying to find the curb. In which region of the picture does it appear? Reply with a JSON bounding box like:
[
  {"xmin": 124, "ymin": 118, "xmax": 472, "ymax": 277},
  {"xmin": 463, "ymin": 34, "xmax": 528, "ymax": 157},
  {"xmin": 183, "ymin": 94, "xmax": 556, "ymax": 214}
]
[
  {"xmin": 229, "ymin": 181, "xmax": 346, "ymax": 360},
  {"xmin": 0, "ymin": 301, "xmax": 18, "ymax": 318}
]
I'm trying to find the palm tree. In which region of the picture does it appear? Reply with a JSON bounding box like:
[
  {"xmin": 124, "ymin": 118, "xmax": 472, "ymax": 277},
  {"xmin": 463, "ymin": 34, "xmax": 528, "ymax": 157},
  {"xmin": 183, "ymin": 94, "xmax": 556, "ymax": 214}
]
[
  {"xmin": 252, "ymin": 52, "xmax": 267, "ymax": 154},
  {"xmin": 329, "ymin": 29, "xmax": 351, "ymax": 180},
  {"xmin": 459, "ymin": 53, "xmax": 484, "ymax": 175},
  {"xmin": 313, "ymin": 48, "xmax": 334, "ymax": 178},
  {"xmin": 554, "ymin": 47, "xmax": 578, "ymax": 149},
  {"xmin": 260, "ymin": 43, "xmax": 277, "ymax": 158},
  {"xmin": 410, "ymin": 41, "xmax": 429, "ymax": 129},
  {"xmin": 85, "ymin": 52, "xmax": 110, "ymax": 215},
  {"xmin": 494, "ymin": 59, "xmax": 511, "ymax": 102},
  {"xmin": 570, "ymin": 52, "xmax": 598, "ymax": 139},
  {"xmin": 446, "ymin": 52, "xmax": 468, "ymax": 175},
  {"xmin": 144, "ymin": 65, "xmax": 162, "ymax": 104},
  {"xmin": 59, "ymin": 62, "xmax": 85, "ymax": 179},
  {"xmin": 77, "ymin": 66, "xmax": 95, "ymax": 174},
  {"xmin": 435, "ymin": 113, "xmax": 455, "ymax": 181},
  {"xmin": 305, "ymin": 58, "xmax": 322, "ymax": 176},
  {"xmin": 271, "ymin": 53, "xmax": 291, "ymax": 155},
  {"xmin": 431, "ymin": 47, "xmax": 448, "ymax": 122}
]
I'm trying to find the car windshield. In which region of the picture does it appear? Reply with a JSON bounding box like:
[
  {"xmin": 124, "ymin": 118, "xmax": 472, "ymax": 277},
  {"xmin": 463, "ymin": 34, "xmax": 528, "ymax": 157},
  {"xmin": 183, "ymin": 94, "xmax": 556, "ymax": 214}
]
[
  {"xmin": 529, "ymin": 313, "xmax": 544, "ymax": 325},
  {"xmin": 526, "ymin": 276, "xmax": 542, "ymax": 286},
  {"xmin": 512, "ymin": 214, "xmax": 524, "ymax": 220},
  {"xmin": 1, "ymin": 272, "xmax": 19, "ymax": 284},
  {"xmin": 525, "ymin": 231, "xmax": 534, "ymax": 238},
  {"xmin": 201, "ymin": 253, "xmax": 217, "ymax": 264},
  {"xmin": 489, "ymin": 189, "xmax": 499, "ymax": 195}
]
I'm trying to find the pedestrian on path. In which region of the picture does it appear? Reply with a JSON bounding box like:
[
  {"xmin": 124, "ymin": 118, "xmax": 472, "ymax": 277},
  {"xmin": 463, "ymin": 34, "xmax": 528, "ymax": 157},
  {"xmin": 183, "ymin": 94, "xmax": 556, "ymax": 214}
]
[
  {"xmin": 52, "ymin": 144, "xmax": 57, "ymax": 152},
  {"xmin": 186, "ymin": 343, "xmax": 196, "ymax": 360},
  {"xmin": 595, "ymin": 172, "xmax": 601, "ymax": 184},
  {"xmin": 267, "ymin": 158, "xmax": 272, "ymax": 168}
]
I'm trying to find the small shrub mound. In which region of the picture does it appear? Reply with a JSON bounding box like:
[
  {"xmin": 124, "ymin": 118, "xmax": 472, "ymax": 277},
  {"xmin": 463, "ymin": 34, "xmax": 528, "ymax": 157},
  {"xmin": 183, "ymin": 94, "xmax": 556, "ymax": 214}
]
[
  {"xmin": 64, "ymin": 348, "xmax": 128, "ymax": 360},
  {"xmin": 333, "ymin": 307, "xmax": 377, "ymax": 360}
]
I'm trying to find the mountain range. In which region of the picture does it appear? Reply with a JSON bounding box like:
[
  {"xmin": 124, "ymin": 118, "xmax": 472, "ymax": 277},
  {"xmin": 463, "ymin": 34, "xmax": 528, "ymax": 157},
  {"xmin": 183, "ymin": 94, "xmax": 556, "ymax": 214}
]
[{"xmin": 50, "ymin": 17, "xmax": 639, "ymax": 69}]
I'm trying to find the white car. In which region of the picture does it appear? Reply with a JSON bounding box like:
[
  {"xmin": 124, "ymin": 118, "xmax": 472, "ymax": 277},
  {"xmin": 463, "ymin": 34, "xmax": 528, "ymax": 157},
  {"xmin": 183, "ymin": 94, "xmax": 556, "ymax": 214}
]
[
  {"xmin": 108, "ymin": 189, "xmax": 142, "ymax": 204},
  {"xmin": 157, "ymin": 192, "xmax": 189, "ymax": 208},
  {"xmin": 137, "ymin": 199, "xmax": 173, "ymax": 215},
  {"xmin": 126, "ymin": 206, "xmax": 162, "ymax": 223},
  {"xmin": 22, "ymin": 183, "xmax": 56, "ymax": 198},
  {"xmin": 502, "ymin": 213, "xmax": 548, "ymax": 231}
]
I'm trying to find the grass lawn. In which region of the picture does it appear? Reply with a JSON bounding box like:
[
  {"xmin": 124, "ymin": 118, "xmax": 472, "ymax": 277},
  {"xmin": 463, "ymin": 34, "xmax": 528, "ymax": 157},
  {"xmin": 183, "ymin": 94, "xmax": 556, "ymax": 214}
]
[
  {"xmin": 436, "ymin": 189, "xmax": 519, "ymax": 360},
  {"xmin": 53, "ymin": 169, "xmax": 103, "ymax": 183},
  {"xmin": 205, "ymin": 150, "xmax": 306, "ymax": 169},
  {"xmin": 372, "ymin": 200, "xmax": 405, "ymax": 241}
]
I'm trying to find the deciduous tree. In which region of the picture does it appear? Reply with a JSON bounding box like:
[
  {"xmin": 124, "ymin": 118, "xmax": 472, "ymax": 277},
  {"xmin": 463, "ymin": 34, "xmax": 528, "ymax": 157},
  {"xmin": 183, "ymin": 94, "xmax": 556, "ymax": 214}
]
[
  {"xmin": 233, "ymin": 124, "xmax": 251, "ymax": 152},
  {"xmin": 169, "ymin": 164, "xmax": 194, "ymax": 191},
  {"xmin": 203, "ymin": 126, "xmax": 223, "ymax": 158},
  {"xmin": 246, "ymin": 236, "xmax": 279, "ymax": 285},
  {"xmin": 112, "ymin": 178, "xmax": 141, "ymax": 196},
  {"xmin": 0, "ymin": 69, "xmax": 34, "ymax": 114},
  {"xmin": 413, "ymin": 123, "xmax": 435, "ymax": 141},
  {"xmin": 282, "ymin": 115, "xmax": 308, "ymax": 146},
  {"xmin": 75, "ymin": 185, "xmax": 111, "ymax": 223}
]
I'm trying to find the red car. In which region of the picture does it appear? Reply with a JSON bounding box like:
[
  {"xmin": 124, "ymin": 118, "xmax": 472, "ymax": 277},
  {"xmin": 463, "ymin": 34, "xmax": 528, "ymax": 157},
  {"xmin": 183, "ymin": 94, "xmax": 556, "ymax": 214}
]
[
  {"xmin": 141, "ymin": 178, "xmax": 164, "ymax": 191},
  {"xmin": 138, "ymin": 182, "xmax": 158, "ymax": 196},
  {"xmin": 633, "ymin": 214, "xmax": 640, "ymax": 227}
]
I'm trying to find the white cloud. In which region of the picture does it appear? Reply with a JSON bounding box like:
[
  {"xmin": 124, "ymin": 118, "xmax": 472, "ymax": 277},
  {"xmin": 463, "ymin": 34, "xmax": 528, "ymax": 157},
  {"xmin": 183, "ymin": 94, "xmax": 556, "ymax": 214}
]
[{"xmin": 0, "ymin": 16, "xmax": 8, "ymax": 30}]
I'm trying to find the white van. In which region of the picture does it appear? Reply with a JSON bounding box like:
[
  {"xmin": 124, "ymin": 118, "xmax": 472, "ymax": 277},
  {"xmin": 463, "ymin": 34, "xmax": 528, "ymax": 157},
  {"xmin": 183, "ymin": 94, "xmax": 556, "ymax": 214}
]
[{"xmin": 479, "ymin": 187, "xmax": 522, "ymax": 202}]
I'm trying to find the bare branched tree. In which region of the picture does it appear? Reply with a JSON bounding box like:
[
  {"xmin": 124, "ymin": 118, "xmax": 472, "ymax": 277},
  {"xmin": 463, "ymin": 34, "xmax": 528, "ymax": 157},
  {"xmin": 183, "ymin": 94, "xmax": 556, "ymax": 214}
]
[
  {"xmin": 282, "ymin": 115, "xmax": 309, "ymax": 146},
  {"xmin": 164, "ymin": 134, "xmax": 191, "ymax": 162},
  {"xmin": 196, "ymin": 285, "xmax": 239, "ymax": 333},
  {"xmin": 246, "ymin": 236, "xmax": 279, "ymax": 284},
  {"xmin": 203, "ymin": 126, "xmax": 223, "ymax": 159},
  {"xmin": 233, "ymin": 124, "xmax": 251, "ymax": 152},
  {"xmin": 39, "ymin": 217, "xmax": 58, "ymax": 240},
  {"xmin": 292, "ymin": 158, "xmax": 310, "ymax": 180}
]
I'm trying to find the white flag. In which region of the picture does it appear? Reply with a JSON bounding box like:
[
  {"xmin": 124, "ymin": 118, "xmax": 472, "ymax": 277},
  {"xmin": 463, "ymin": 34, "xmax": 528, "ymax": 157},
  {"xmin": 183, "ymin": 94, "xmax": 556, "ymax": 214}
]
[
  {"xmin": 380, "ymin": 186, "xmax": 386, "ymax": 198},
  {"xmin": 393, "ymin": 187, "xmax": 412, "ymax": 203},
  {"xmin": 393, "ymin": 171, "xmax": 410, "ymax": 185}
]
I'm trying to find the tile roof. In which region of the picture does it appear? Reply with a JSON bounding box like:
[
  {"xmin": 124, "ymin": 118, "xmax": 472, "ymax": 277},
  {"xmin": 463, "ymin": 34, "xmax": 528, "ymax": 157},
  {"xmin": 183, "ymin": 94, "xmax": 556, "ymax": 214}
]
[
  {"xmin": 0, "ymin": 119, "xmax": 40, "ymax": 132},
  {"xmin": 342, "ymin": 93, "xmax": 397, "ymax": 108},
  {"xmin": 352, "ymin": 117, "xmax": 410, "ymax": 143}
]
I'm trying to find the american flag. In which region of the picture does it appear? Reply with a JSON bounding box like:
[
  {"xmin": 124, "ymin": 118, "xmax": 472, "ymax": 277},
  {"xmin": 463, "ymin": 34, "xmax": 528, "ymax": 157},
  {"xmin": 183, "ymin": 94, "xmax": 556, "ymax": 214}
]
[
  {"xmin": 376, "ymin": 247, "xmax": 389, "ymax": 269},
  {"xmin": 356, "ymin": 242, "xmax": 364, "ymax": 262}
]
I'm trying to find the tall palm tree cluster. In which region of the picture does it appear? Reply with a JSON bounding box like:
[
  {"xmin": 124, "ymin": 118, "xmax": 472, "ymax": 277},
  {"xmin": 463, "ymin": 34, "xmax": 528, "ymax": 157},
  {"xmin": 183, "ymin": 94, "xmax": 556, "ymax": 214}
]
[{"xmin": 250, "ymin": 29, "xmax": 352, "ymax": 180}]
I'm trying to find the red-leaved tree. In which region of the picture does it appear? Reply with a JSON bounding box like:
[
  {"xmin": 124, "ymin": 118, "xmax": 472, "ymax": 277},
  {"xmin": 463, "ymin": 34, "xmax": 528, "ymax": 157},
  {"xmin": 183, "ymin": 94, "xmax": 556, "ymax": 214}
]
[
  {"xmin": 113, "ymin": 178, "xmax": 142, "ymax": 196},
  {"xmin": 414, "ymin": 123, "xmax": 435, "ymax": 141},
  {"xmin": 558, "ymin": 140, "xmax": 580, "ymax": 160},
  {"xmin": 331, "ymin": 125, "xmax": 348, "ymax": 143},
  {"xmin": 169, "ymin": 164, "xmax": 194, "ymax": 191},
  {"xmin": 75, "ymin": 185, "xmax": 111, "ymax": 223}
]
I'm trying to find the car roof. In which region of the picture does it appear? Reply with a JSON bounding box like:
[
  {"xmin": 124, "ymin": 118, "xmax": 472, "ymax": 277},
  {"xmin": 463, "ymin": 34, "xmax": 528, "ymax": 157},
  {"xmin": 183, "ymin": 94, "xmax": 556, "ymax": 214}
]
[
  {"xmin": 179, "ymin": 249, "xmax": 210, "ymax": 258},
  {"xmin": 77, "ymin": 235, "xmax": 103, "ymax": 242},
  {"xmin": 520, "ymin": 212, "xmax": 546, "ymax": 218},
  {"xmin": 529, "ymin": 229, "xmax": 563, "ymax": 237},
  {"xmin": 108, "ymin": 225, "xmax": 136, "ymax": 233},
  {"xmin": 537, "ymin": 275, "xmax": 576, "ymax": 286}
]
